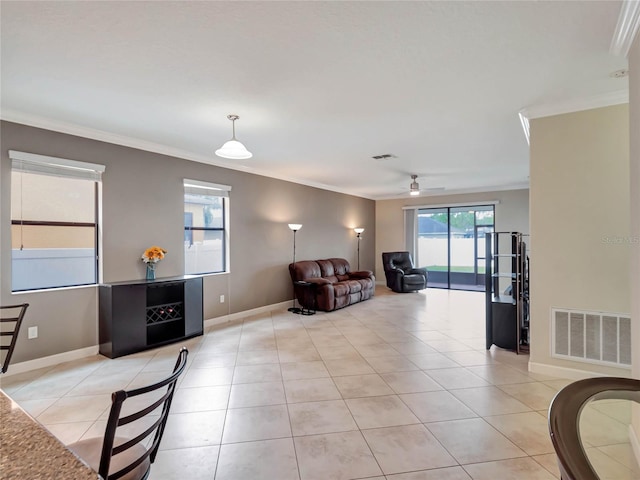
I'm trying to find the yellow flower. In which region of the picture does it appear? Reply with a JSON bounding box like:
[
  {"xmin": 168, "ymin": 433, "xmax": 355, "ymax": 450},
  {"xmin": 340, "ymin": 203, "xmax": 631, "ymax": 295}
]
[{"xmin": 142, "ymin": 246, "xmax": 167, "ymax": 263}]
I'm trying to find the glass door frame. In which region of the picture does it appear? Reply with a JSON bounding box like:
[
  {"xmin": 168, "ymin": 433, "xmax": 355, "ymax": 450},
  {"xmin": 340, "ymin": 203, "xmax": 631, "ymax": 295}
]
[
  {"xmin": 416, "ymin": 204, "xmax": 495, "ymax": 290},
  {"xmin": 474, "ymin": 224, "xmax": 494, "ymax": 287}
]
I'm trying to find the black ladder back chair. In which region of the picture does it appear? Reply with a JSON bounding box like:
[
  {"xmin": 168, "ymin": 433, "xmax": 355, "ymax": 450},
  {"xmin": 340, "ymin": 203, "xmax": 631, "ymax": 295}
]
[
  {"xmin": 70, "ymin": 347, "xmax": 189, "ymax": 480},
  {"xmin": 0, "ymin": 303, "xmax": 29, "ymax": 374}
]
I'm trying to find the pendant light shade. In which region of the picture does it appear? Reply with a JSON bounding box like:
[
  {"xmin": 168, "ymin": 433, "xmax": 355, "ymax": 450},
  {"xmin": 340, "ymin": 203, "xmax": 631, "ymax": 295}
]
[{"xmin": 215, "ymin": 115, "xmax": 252, "ymax": 159}]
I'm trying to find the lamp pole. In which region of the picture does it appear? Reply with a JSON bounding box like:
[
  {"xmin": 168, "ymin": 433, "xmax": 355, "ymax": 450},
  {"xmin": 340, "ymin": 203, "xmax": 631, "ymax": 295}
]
[
  {"xmin": 354, "ymin": 228, "xmax": 364, "ymax": 270},
  {"xmin": 287, "ymin": 224, "xmax": 302, "ymax": 313}
]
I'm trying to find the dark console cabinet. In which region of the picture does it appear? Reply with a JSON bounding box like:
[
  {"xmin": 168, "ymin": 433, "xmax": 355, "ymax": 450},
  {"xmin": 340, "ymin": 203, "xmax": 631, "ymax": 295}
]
[{"xmin": 99, "ymin": 276, "xmax": 203, "ymax": 358}]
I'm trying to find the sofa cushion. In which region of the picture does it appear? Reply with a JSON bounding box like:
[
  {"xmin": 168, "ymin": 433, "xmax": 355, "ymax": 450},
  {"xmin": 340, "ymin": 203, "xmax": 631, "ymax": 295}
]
[
  {"xmin": 346, "ymin": 280, "xmax": 362, "ymax": 294},
  {"xmin": 334, "ymin": 294, "xmax": 349, "ymax": 310},
  {"xmin": 357, "ymin": 278, "xmax": 373, "ymax": 291},
  {"xmin": 333, "ymin": 282, "xmax": 349, "ymax": 297},
  {"xmin": 360, "ymin": 287, "xmax": 373, "ymax": 301},
  {"xmin": 291, "ymin": 260, "xmax": 322, "ymax": 281},
  {"xmin": 330, "ymin": 258, "xmax": 351, "ymax": 276},
  {"xmin": 317, "ymin": 260, "xmax": 335, "ymax": 278}
]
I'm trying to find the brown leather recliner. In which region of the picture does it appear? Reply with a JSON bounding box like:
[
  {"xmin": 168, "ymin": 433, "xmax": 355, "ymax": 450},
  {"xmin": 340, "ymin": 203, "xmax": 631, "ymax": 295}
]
[
  {"xmin": 288, "ymin": 258, "xmax": 375, "ymax": 311},
  {"xmin": 382, "ymin": 251, "xmax": 428, "ymax": 293}
]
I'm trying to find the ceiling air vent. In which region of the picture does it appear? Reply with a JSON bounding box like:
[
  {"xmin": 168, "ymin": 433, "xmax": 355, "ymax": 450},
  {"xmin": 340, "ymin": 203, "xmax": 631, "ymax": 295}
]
[{"xmin": 372, "ymin": 154, "xmax": 397, "ymax": 161}]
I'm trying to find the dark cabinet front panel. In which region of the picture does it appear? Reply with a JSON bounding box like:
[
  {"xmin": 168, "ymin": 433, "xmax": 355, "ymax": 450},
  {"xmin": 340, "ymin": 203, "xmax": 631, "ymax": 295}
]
[
  {"xmin": 184, "ymin": 277, "xmax": 204, "ymax": 337},
  {"xmin": 99, "ymin": 276, "xmax": 203, "ymax": 358}
]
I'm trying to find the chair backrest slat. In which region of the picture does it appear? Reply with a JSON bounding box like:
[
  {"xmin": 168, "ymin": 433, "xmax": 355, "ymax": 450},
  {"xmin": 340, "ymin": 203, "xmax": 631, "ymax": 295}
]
[
  {"xmin": 118, "ymin": 390, "xmax": 171, "ymax": 427},
  {"xmin": 109, "ymin": 449, "xmax": 153, "ymax": 480},
  {"xmin": 99, "ymin": 347, "xmax": 188, "ymax": 480},
  {"xmin": 0, "ymin": 304, "xmax": 29, "ymax": 374},
  {"xmin": 113, "ymin": 416, "xmax": 163, "ymax": 456}
]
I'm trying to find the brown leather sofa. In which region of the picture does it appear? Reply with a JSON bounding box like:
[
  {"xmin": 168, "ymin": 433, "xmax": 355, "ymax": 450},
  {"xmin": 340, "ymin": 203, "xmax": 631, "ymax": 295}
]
[{"xmin": 289, "ymin": 258, "xmax": 375, "ymax": 312}]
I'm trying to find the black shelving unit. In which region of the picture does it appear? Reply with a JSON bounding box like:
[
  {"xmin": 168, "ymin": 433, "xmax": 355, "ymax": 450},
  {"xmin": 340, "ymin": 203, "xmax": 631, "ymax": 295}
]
[
  {"xmin": 99, "ymin": 275, "xmax": 203, "ymax": 358},
  {"xmin": 485, "ymin": 232, "xmax": 529, "ymax": 354}
]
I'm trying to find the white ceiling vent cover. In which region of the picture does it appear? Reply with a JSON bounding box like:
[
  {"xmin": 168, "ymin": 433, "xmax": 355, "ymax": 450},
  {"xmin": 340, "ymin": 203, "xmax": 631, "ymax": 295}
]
[{"xmin": 552, "ymin": 308, "xmax": 631, "ymax": 368}]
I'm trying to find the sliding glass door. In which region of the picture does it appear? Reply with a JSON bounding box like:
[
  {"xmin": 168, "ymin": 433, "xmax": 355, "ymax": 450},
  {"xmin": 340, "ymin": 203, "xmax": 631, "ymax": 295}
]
[
  {"xmin": 416, "ymin": 205, "xmax": 494, "ymax": 291},
  {"xmin": 416, "ymin": 209, "xmax": 449, "ymax": 288}
]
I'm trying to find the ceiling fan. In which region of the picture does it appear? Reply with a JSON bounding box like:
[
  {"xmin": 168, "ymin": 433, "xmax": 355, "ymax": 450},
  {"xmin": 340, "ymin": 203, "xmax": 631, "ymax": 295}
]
[{"xmin": 408, "ymin": 174, "xmax": 446, "ymax": 196}]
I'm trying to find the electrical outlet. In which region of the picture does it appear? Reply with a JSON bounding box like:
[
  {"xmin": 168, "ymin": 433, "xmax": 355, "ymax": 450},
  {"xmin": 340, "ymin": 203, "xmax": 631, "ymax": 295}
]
[
  {"xmin": 28, "ymin": 326, "xmax": 38, "ymax": 339},
  {"xmin": 220, "ymin": 295, "xmax": 225, "ymax": 303}
]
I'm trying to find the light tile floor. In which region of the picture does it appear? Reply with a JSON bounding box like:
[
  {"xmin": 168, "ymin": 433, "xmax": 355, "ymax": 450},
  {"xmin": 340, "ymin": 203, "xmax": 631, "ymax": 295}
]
[{"xmin": 2, "ymin": 287, "xmax": 639, "ymax": 479}]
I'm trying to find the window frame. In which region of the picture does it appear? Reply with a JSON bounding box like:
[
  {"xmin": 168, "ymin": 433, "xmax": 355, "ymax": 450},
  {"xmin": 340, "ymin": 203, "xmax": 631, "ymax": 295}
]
[
  {"xmin": 9, "ymin": 151, "xmax": 104, "ymax": 292},
  {"xmin": 183, "ymin": 179, "xmax": 231, "ymax": 275}
]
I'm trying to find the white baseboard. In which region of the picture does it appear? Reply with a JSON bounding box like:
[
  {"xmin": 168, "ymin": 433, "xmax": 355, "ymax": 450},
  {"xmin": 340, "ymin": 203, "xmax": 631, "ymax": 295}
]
[
  {"xmin": 631, "ymin": 424, "xmax": 640, "ymax": 470},
  {"xmin": 3, "ymin": 301, "xmax": 292, "ymax": 377},
  {"xmin": 3, "ymin": 345, "xmax": 99, "ymax": 378},
  {"xmin": 528, "ymin": 361, "xmax": 631, "ymax": 381},
  {"xmin": 204, "ymin": 300, "xmax": 291, "ymax": 329}
]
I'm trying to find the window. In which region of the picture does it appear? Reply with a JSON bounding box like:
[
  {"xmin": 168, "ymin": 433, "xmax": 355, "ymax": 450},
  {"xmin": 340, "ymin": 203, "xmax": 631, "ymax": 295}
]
[
  {"xmin": 10, "ymin": 151, "xmax": 104, "ymax": 291},
  {"xmin": 184, "ymin": 179, "xmax": 230, "ymax": 274}
]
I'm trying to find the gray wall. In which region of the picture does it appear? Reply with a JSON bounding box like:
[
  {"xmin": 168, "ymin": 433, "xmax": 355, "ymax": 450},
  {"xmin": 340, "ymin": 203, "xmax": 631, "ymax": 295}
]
[{"xmin": 0, "ymin": 121, "xmax": 375, "ymax": 363}]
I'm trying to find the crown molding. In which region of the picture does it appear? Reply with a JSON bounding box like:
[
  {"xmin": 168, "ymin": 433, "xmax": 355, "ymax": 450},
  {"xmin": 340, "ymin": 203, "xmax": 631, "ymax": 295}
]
[
  {"xmin": 520, "ymin": 89, "xmax": 629, "ymax": 121},
  {"xmin": 610, "ymin": 0, "xmax": 640, "ymax": 57},
  {"xmin": 0, "ymin": 110, "xmax": 375, "ymax": 200},
  {"xmin": 517, "ymin": 89, "xmax": 629, "ymax": 143},
  {"xmin": 1, "ymin": 108, "xmax": 245, "ymax": 168}
]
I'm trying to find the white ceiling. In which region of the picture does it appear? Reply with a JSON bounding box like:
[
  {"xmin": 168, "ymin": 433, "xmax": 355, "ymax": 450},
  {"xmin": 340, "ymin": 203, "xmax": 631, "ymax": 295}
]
[{"xmin": 0, "ymin": 1, "xmax": 629, "ymax": 199}]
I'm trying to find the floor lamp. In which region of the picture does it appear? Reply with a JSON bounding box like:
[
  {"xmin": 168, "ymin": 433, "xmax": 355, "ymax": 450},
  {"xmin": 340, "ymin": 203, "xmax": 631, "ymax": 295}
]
[
  {"xmin": 354, "ymin": 228, "xmax": 364, "ymax": 270},
  {"xmin": 288, "ymin": 223, "xmax": 302, "ymax": 313}
]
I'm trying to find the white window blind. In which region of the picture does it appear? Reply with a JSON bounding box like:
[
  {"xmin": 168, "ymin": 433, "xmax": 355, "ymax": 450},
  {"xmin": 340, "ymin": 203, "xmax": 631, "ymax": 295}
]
[
  {"xmin": 404, "ymin": 208, "xmax": 416, "ymax": 261},
  {"xmin": 184, "ymin": 178, "xmax": 231, "ymax": 197},
  {"xmin": 10, "ymin": 150, "xmax": 105, "ymax": 181}
]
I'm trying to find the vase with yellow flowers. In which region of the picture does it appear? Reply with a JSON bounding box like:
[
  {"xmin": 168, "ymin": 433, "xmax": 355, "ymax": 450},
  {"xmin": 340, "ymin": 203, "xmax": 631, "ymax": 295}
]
[{"xmin": 142, "ymin": 246, "xmax": 167, "ymax": 280}]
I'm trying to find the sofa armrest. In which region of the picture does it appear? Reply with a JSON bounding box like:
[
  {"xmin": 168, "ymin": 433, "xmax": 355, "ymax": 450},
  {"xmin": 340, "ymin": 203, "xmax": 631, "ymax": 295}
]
[
  {"xmin": 386, "ymin": 266, "xmax": 405, "ymax": 276},
  {"xmin": 349, "ymin": 270, "xmax": 374, "ymax": 280},
  {"xmin": 408, "ymin": 267, "xmax": 427, "ymax": 277}
]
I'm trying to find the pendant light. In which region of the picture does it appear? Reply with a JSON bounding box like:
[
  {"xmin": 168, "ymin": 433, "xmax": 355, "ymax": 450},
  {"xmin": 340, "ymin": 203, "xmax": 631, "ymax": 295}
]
[{"xmin": 215, "ymin": 114, "xmax": 253, "ymax": 159}]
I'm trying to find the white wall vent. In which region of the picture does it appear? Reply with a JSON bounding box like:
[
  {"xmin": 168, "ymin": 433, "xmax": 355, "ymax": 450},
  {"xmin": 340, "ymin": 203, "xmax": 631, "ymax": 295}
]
[{"xmin": 552, "ymin": 308, "xmax": 631, "ymax": 368}]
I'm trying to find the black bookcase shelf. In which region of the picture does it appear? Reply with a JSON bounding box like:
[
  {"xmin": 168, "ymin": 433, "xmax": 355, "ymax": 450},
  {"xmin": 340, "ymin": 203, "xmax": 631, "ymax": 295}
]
[
  {"xmin": 99, "ymin": 275, "xmax": 203, "ymax": 359},
  {"xmin": 485, "ymin": 232, "xmax": 530, "ymax": 354}
]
